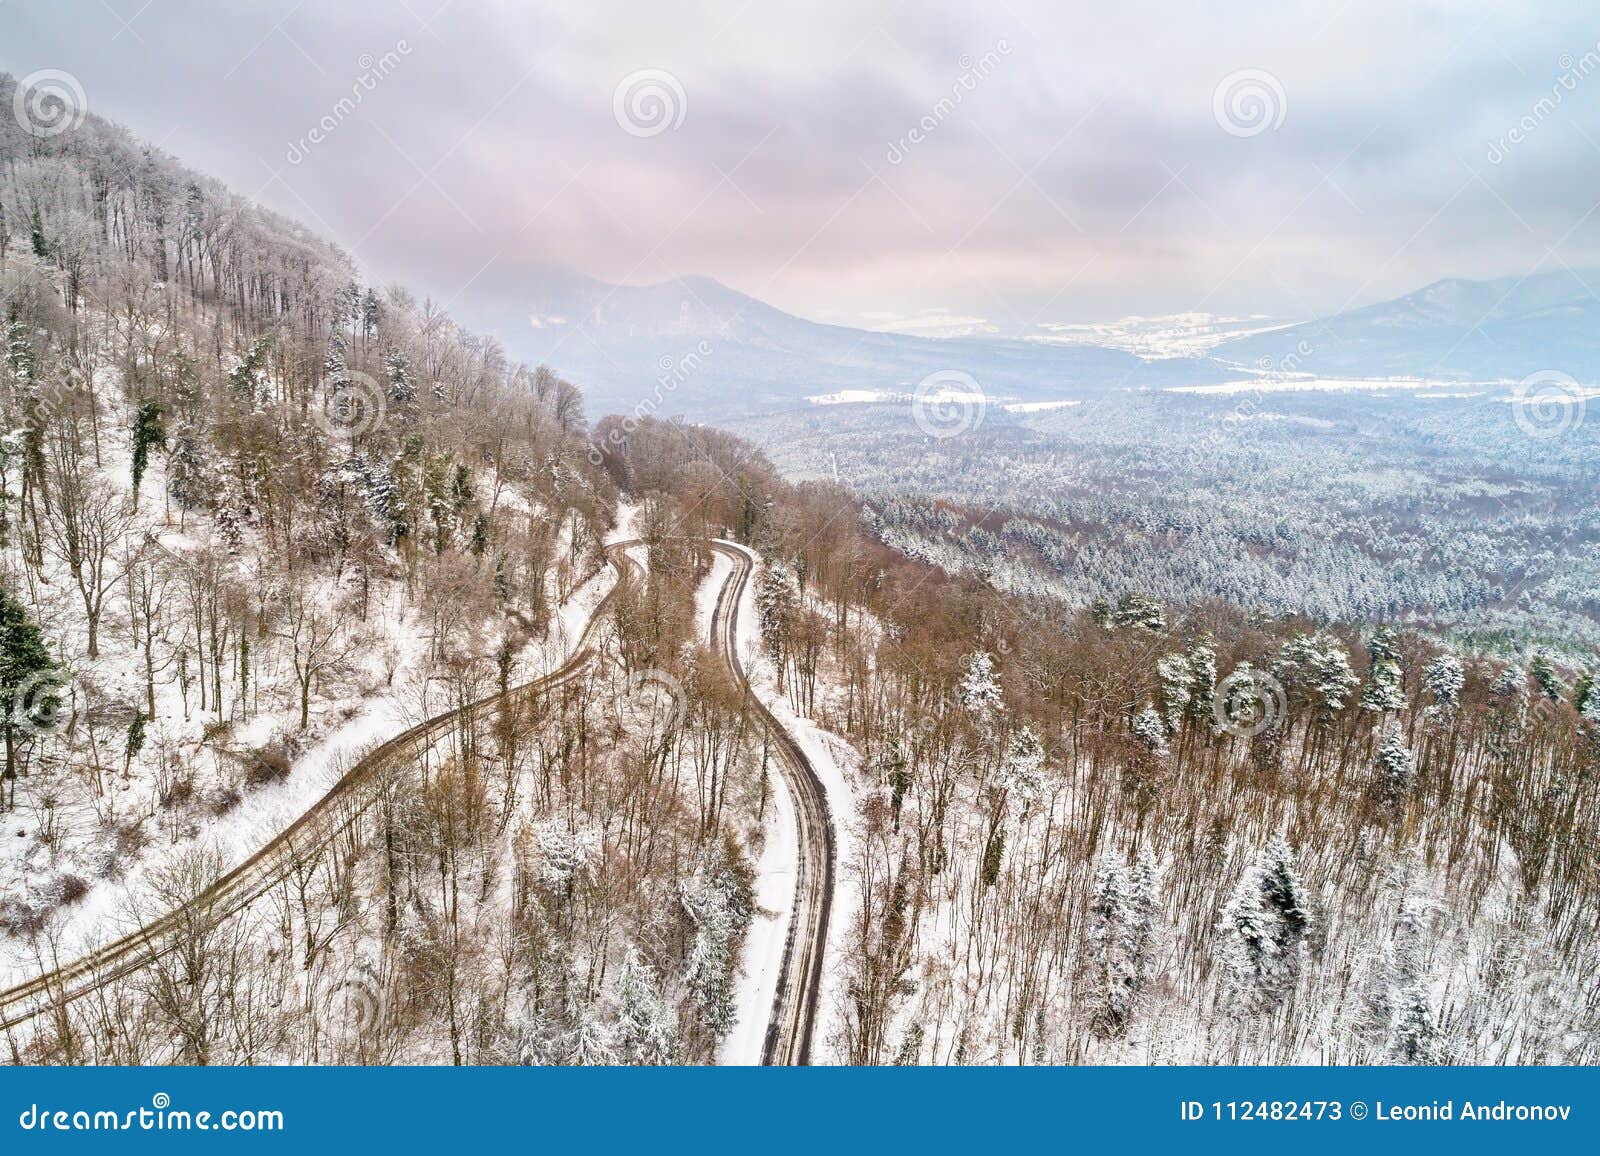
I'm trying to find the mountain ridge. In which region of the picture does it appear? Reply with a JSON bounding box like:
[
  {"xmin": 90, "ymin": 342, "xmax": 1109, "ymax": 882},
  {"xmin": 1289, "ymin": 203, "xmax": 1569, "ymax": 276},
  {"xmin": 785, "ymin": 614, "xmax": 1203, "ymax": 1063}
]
[{"xmin": 1216, "ymin": 268, "xmax": 1600, "ymax": 381}]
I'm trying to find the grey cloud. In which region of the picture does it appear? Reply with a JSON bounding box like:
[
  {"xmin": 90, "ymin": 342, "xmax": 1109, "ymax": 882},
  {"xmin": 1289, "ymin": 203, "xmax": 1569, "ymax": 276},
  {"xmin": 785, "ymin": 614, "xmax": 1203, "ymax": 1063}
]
[{"xmin": 4, "ymin": 0, "xmax": 1600, "ymax": 332}]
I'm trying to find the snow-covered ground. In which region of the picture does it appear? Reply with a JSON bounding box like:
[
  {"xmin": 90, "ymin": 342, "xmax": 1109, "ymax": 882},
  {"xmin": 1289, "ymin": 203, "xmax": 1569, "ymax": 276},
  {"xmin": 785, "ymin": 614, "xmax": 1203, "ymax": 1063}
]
[
  {"xmin": 0, "ymin": 536, "xmax": 619, "ymax": 990},
  {"xmin": 606, "ymin": 500, "xmax": 643, "ymax": 545}
]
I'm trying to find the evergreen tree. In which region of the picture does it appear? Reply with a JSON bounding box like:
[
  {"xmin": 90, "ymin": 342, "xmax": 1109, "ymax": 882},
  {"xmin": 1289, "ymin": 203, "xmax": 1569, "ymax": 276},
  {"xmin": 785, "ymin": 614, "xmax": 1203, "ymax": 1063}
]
[
  {"xmin": 1374, "ymin": 723, "xmax": 1414, "ymax": 802},
  {"xmin": 0, "ymin": 586, "xmax": 60, "ymax": 810},
  {"xmin": 1577, "ymin": 673, "xmax": 1600, "ymax": 725},
  {"xmin": 1389, "ymin": 981, "xmax": 1439, "ymax": 1063},
  {"xmin": 1360, "ymin": 627, "xmax": 1406, "ymax": 713},
  {"xmin": 755, "ymin": 562, "xmax": 799, "ymax": 672},
  {"xmin": 1131, "ymin": 705, "xmax": 1169, "ymax": 756},
  {"xmin": 6, "ymin": 321, "xmax": 44, "ymax": 486},
  {"xmin": 1274, "ymin": 632, "xmax": 1359, "ymax": 721},
  {"xmin": 980, "ymin": 823, "xmax": 1005, "ymax": 887},
  {"xmin": 1422, "ymin": 654, "xmax": 1464, "ymax": 717},
  {"xmin": 1219, "ymin": 836, "xmax": 1310, "ymax": 1008},
  {"xmin": 227, "ymin": 336, "xmax": 271, "ymax": 405},
  {"xmin": 1530, "ymin": 651, "xmax": 1563, "ymax": 702},
  {"xmin": 680, "ymin": 846, "xmax": 752, "ymax": 1035},
  {"xmin": 384, "ymin": 347, "xmax": 416, "ymax": 409},
  {"xmin": 1185, "ymin": 634, "xmax": 1217, "ymax": 723},
  {"xmin": 1155, "ymin": 654, "xmax": 1192, "ymax": 734},
  {"xmin": 29, "ymin": 206, "xmax": 48, "ymax": 259},
  {"xmin": 614, "ymin": 948, "xmax": 676, "ymax": 1064},
  {"xmin": 892, "ymin": 1022, "xmax": 925, "ymax": 1065},
  {"xmin": 958, "ymin": 651, "xmax": 1003, "ymax": 718},
  {"xmin": 1000, "ymin": 724, "xmax": 1045, "ymax": 801},
  {"xmin": 323, "ymin": 333, "xmax": 351, "ymax": 390},
  {"xmin": 124, "ymin": 711, "xmax": 147, "ymax": 775},
  {"xmin": 130, "ymin": 399, "xmax": 165, "ymax": 504},
  {"xmin": 1088, "ymin": 850, "xmax": 1160, "ymax": 1037},
  {"xmin": 1111, "ymin": 592, "xmax": 1166, "ymax": 631},
  {"xmin": 166, "ymin": 424, "xmax": 209, "ymax": 515}
]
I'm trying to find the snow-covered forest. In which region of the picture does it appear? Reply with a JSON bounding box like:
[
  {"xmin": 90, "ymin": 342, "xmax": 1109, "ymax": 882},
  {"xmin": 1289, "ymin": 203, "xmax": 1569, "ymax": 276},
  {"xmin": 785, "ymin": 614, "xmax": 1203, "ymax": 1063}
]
[
  {"xmin": 3, "ymin": 76, "xmax": 1597, "ymax": 1067},
  {"xmin": 601, "ymin": 418, "xmax": 1600, "ymax": 1064},
  {"xmin": 736, "ymin": 388, "xmax": 1600, "ymax": 657},
  {"xmin": 0, "ymin": 78, "xmax": 769, "ymax": 1064}
]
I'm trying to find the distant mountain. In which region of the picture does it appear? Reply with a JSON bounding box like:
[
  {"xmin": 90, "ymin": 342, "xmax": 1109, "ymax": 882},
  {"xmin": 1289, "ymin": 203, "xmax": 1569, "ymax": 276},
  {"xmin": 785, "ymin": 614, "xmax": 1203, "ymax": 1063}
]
[
  {"xmin": 1216, "ymin": 269, "xmax": 1600, "ymax": 382},
  {"xmin": 466, "ymin": 269, "xmax": 1231, "ymax": 419}
]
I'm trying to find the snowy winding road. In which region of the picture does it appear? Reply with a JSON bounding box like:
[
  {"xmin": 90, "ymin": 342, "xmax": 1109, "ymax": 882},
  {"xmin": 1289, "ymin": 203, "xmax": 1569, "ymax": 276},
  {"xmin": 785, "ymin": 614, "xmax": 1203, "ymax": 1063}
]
[
  {"xmin": 709, "ymin": 541, "xmax": 836, "ymax": 1066},
  {"xmin": 1, "ymin": 537, "xmax": 837, "ymax": 1066}
]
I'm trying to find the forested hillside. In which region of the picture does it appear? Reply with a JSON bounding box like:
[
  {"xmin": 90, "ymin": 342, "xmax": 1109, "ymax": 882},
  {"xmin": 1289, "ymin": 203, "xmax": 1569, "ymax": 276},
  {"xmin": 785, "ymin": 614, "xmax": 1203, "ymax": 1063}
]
[
  {"xmin": 607, "ymin": 417, "xmax": 1600, "ymax": 1064},
  {"xmin": 0, "ymin": 75, "xmax": 776, "ymax": 1064}
]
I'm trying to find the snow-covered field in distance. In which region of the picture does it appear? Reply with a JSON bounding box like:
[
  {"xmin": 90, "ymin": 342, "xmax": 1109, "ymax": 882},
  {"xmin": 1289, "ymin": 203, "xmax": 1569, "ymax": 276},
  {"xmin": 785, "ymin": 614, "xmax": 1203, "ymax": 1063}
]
[{"xmin": 1024, "ymin": 312, "xmax": 1295, "ymax": 357}]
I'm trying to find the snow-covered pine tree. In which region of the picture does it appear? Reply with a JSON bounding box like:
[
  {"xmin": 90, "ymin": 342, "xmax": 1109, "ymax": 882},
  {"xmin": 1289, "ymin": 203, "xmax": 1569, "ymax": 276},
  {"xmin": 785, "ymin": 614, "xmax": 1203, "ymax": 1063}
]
[
  {"xmin": 1373, "ymin": 723, "xmax": 1415, "ymax": 802},
  {"xmin": 1131, "ymin": 705, "xmax": 1169, "ymax": 756},
  {"xmin": 1155, "ymin": 654, "xmax": 1192, "ymax": 734},
  {"xmin": 1274, "ymin": 632, "xmax": 1359, "ymax": 722},
  {"xmin": 1389, "ymin": 980, "xmax": 1439, "ymax": 1064},
  {"xmin": 680, "ymin": 846, "xmax": 753, "ymax": 1036},
  {"xmin": 4, "ymin": 321, "xmax": 44, "ymax": 485},
  {"xmin": 323, "ymin": 332, "xmax": 351, "ymax": 390},
  {"xmin": 557, "ymin": 992, "xmax": 617, "ymax": 1066},
  {"xmin": 1185, "ymin": 634, "xmax": 1217, "ymax": 724},
  {"xmin": 1421, "ymin": 654, "xmax": 1464, "ymax": 717},
  {"xmin": 1001, "ymin": 724, "xmax": 1046, "ymax": 802},
  {"xmin": 384, "ymin": 347, "xmax": 416, "ymax": 410},
  {"xmin": 1575, "ymin": 672, "xmax": 1598, "ymax": 720},
  {"xmin": 226, "ymin": 336, "xmax": 271, "ymax": 406},
  {"xmin": 614, "ymin": 948, "xmax": 677, "ymax": 1065},
  {"xmin": 959, "ymin": 651, "xmax": 1003, "ymax": 718},
  {"xmin": 892, "ymin": 1022, "xmax": 925, "ymax": 1065},
  {"xmin": 755, "ymin": 561, "xmax": 799, "ymax": 677},
  {"xmin": 1530, "ymin": 651, "xmax": 1563, "ymax": 702},
  {"xmin": 1087, "ymin": 850, "xmax": 1160, "ymax": 1038},
  {"xmin": 1218, "ymin": 837, "xmax": 1310, "ymax": 1009},
  {"xmin": 1259, "ymin": 835, "xmax": 1310, "ymax": 947},
  {"xmin": 1360, "ymin": 627, "xmax": 1406, "ymax": 714},
  {"xmin": 1111, "ymin": 593, "xmax": 1166, "ymax": 631},
  {"xmin": 165, "ymin": 424, "xmax": 210, "ymax": 517}
]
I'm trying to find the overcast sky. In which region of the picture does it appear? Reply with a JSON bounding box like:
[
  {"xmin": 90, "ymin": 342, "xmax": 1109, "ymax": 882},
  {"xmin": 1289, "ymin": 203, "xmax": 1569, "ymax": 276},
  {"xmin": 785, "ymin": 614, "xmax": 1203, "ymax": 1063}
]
[{"xmin": 5, "ymin": 1, "xmax": 1600, "ymax": 334}]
